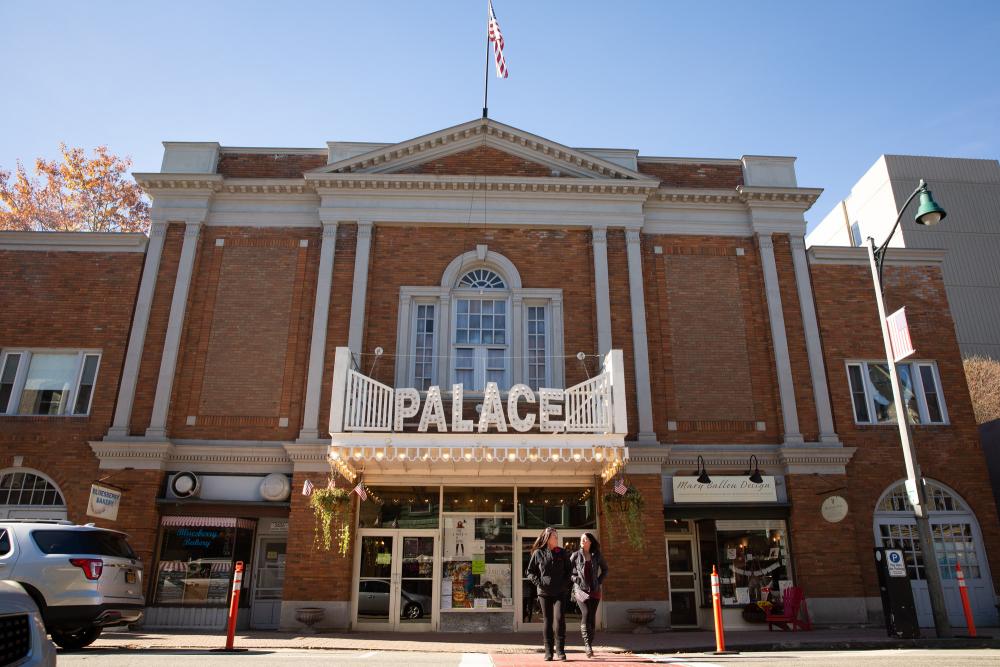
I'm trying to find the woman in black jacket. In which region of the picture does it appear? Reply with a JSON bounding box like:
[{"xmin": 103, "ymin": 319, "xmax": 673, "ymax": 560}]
[
  {"xmin": 570, "ymin": 532, "xmax": 608, "ymax": 658},
  {"xmin": 525, "ymin": 526, "xmax": 571, "ymax": 661}
]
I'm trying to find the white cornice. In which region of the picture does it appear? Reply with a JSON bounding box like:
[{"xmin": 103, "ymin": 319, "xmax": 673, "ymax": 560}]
[
  {"xmin": 738, "ymin": 186, "xmax": 824, "ymax": 208},
  {"xmin": 638, "ymin": 156, "xmax": 743, "ymax": 166},
  {"xmin": 808, "ymin": 245, "xmax": 946, "ymax": 266},
  {"xmin": 91, "ymin": 439, "xmax": 295, "ymax": 472},
  {"xmin": 314, "ymin": 118, "xmax": 651, "ymax": 181},
  {"xmin": 134, "ymin": 173, "xmax": 224, "ymax": 192},
  {"xmin": 651, "ymin": 188, "xmax": 741, "ymax": 204},
  {"xmin": 0, "ymin": 231, "xmax": 148, "ymax": 253},
  {"xmin": 625, "ymin": 443, "xmax": 856, "ymax": 475},
  {"xmin": 309, "ymin": 173, "xmax": 658, "ymax": 196},
  {"xmin": 219, "ymin": 147, "xmax": 326, "ymax": 156}
]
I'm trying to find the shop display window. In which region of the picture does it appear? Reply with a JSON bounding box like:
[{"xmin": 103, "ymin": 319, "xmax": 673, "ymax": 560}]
[
  {"xmin": 358, "ymin": 486, "xmax": 440, "ymax": 529},
  {"xmin": 153, "ymin": 518, "xmax": 255, "ymax": 607},
  {"xmin": 698, "ymin": 519, "xmax": 791, "ymax": 609},
  {"xmin": 516, "ymin": 487, "xmax": 595, "ymax": 529},
  {"xmin": 440, "ymin": 515, "xmax": 513, "ymax": 610}
]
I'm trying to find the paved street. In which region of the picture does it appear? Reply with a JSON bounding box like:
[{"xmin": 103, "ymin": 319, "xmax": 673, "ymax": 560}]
[{"xmin": 59, "ymin": 647, "xmax": 1000, "ymax": 666}]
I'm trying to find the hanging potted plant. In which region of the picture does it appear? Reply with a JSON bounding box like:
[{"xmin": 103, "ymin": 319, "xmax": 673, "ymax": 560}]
[
  {"xmin": 309, "ymin": 483, "xmax": 353, "ymax": 556},
  {"xmin": 601, "ymin": 480, "xmax": 645, "ymax": 550}
]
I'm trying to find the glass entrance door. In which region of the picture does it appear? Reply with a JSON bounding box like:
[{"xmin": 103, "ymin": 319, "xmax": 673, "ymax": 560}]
[
  {"xmin": 354, "ymin": 530, "xmax": 438, "ymax": 631},
  {"xmin": 249, "ymin": 538, "xmax": 286, "ymax": 630},
  {"xmin": 516, "ymin": 530, "xmax": 587, "ymax": 631},
  {"xmin": 666, "ymin": 536, "xmax": 700, "ymax": 627}
]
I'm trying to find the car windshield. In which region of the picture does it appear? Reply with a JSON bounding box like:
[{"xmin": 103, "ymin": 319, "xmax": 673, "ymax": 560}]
[{"xmin": 31, "ymin": 530, "xmax": 137, "ymax": 558}]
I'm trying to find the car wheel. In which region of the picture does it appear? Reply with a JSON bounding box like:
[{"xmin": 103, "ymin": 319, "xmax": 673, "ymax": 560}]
[
  {"xmin": 51, "ymin": 625, "xmax": 102, "ymax": 650},
  {"xmin": 403, "ymin": 602, "xmax": 423, "ymax": 619}
]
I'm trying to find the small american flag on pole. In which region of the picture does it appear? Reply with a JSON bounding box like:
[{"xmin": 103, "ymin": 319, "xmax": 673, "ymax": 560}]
[
  {"xmin": 488, "ymin": 0, "xmax": 508, "ymax": 78},
  {"xmin": 614, "ymin": 476, "xmax": 628, "ymax": 496},
  {"xmin": 301, "ymin": 479, "xmax": 314, "ymax": 496},
  {"xmin": 354, "ymin": 481, "xmax": 368, "ymax": 502}
]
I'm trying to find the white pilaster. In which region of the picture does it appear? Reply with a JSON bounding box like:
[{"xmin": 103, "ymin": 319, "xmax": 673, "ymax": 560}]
[
  {"xmin": 436, "ymin": 287, "xmax": 451, "ymax": 388},
  {"xmin": 790, "ymin": 235, "xmax": 839, "ymax": 443},
  {"xmin": 624, "ymin": 229, "xmax": 656, "ymax": 443},
  {"xmin": 145, "ymin": 221, "xmax": 203, "ymax": 439},
  {"xmin": 347, "ymin": 221, "xmax": 373, "ymax": 358},
  {"xmin": 298, "ymin": 221, "xmax": 338, "ymax": 441},
  {"xmin": 757, "ymin": 233, "xmax": 803, "ymax": 444},
  {"xmin": 592, "ymin": 225, "xmax": 612, "ymax": 357},
  {"xmin": 107, "ymin": 222, "xmax": 168, "ymax": 439}
]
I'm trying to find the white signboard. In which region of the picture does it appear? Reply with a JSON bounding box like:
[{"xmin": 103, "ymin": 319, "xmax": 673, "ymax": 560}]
[
  {"xmin": 887, "ymin": 307, "xmax": 915, "ymax": 362},
  {"xmin": 885, "ymin": 549, "xmax": 907, "ymax": 578},
  {"xmin": 821, "ymin": 496, "xmax": 849, "ymax": 523},
  {"xmin": 86, "ymin": 484, "xmax": 122, "ymax": 522},
  {"xmin": 672, "ymin": 476, "xmax": 777, "ymax": 503}
]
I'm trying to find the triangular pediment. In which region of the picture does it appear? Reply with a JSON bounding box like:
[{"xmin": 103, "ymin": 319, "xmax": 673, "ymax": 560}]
[{"xmin": 312, "ymin": 118, "xmax": 651, "ymax": 181}]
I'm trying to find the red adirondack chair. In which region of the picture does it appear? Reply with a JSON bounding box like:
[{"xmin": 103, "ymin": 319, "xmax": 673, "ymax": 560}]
[{"xmin": 766, "ymin": 586, "xmax": 812, "ymax": 631}]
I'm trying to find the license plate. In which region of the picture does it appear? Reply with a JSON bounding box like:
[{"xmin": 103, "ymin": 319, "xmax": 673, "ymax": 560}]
[{"xmin": 125, "ymin": 570, "xmax": 136, "ymax": 584}]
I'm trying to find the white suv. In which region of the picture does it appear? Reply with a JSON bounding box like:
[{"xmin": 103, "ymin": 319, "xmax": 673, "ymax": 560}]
[{"xmin": 0, "ymin": 521, "xmax": 144, "ymax": 650}]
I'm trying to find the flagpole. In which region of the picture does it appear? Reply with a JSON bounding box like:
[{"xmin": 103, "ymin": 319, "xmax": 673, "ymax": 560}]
[{"xmin": 483, "ymin": 0, "xmax": 490, "ymax": 118}]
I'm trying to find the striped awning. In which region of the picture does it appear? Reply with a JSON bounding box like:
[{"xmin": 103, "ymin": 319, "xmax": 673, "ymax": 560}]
[{"xmin": 160, "ymin": 516, "xmax": 256, "ymax": 530}]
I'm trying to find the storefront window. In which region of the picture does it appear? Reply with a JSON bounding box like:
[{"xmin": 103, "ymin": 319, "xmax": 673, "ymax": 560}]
[
  {"xmin": 698, "ymin": 519, "xmax": 790, "ymax": 608},
  {"xmin": 516, "ymin": 487, "xmax": 595, "ymax": 529},
  {"xmin": 358, "ymin": 486, "xmax": 440, "ymax": 528},
  {"xmin": 441, "ymin": 515, "xmax": 513, "ymax": 610},
  {"xmin": 443, "ymin": 487, "xmax": 513, "ymax": 512},
  {"xmin": 153, "ymin": 518, "xmax": 255, "ymax": 607}
]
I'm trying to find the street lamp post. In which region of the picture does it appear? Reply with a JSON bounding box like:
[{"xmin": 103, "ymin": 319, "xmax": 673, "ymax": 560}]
[{"xmin": 865, "ymin": 178, "xmax": 950, "ymax": 638}]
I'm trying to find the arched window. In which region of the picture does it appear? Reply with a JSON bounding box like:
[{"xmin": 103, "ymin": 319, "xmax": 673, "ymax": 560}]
[
  {"xmin": 457, "ymin": 269, "xmax": 506, "ymax": 290},
  {"xmin": 395, "ymin": 247, "xmax": 565, "ymax": 392},
  {"xmin": 873, "ymin": 479, "xmax": 997, "ymax": 627},
  {"xmin": 0, "ymin": 469, "xmax": 67, "ymax": 520}
]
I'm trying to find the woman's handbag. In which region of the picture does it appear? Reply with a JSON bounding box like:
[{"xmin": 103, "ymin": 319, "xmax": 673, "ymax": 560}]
[{"xmin": 574, "ymin": 586, "xmax": 591, "ymax": 605}]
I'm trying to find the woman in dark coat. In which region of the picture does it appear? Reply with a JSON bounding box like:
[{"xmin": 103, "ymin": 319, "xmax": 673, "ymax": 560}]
[
  {"xmin": 525, "ymin": 526, "xmax": 572, "ymax": 661},
  {"xmin": 570, "ymin": 532, "xmax": 609, "ymax": 658}
]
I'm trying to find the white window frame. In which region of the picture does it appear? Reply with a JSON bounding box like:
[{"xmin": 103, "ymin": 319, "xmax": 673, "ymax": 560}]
[
  {"xmin": 0, "ymin": 349, "xmax": 102, "ymax": 417},
  {"xmin": 450, "ymin": 290, "xmax": 511, "ymax": 391},
  {"xmin": 409, "ymin": 300, "xmax": 438, "ymax": 391},
  {"xmin": 844, "ymin": 359, "xmax": 948, "ymax": 426}
]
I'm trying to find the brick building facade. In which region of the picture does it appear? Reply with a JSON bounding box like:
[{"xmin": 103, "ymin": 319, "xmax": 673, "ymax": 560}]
[{"xmin": 1, "ymin": 118, "xmax": 997, "ymax": 634}]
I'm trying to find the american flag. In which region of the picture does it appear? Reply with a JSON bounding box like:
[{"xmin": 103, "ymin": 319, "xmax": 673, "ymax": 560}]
[
  {"xmin": 301, "ymin": 479, "xmax": 314, "ymax": 496},
  {"xmin": 354, "ymin": 481, "xmax": 368, "ymax": 502},
  {"xmin": 614, "ymin": 476, "xmax": 628, "ymax": 496},
  {"xmin": 488, "ymin": 0, "xmax": 508, "ymax": 78}
]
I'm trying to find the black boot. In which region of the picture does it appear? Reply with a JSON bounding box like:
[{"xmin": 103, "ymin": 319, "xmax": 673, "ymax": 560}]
[
  {"xmin": 556, "ymin": 639, "xmax": 567, "ymax": 661},
  {"xmin": 582, "ymin": 627, "xmax": 593, "ymax": 657},
  {"xmin": 544, "ymin": 642, "xmax": 553, "ymax": 661}
]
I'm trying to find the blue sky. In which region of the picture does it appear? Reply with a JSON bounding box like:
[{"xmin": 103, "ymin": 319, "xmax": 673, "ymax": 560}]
[{"xmin": 2, "ymin": 1, "xmax": 998, "ymax": 228}]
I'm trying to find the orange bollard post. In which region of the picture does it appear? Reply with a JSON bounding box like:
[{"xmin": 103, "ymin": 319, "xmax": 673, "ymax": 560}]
[
  {"xmin": 225, "ymin": 561, "xmax": 244, "ymax": 650},
  {"xmin": 711, "ymin": 565, "xmax": 727, "ymax": 653},
  {"xmin": 956, "ymin": 562, "xmax": 977, "ymax": 638}
]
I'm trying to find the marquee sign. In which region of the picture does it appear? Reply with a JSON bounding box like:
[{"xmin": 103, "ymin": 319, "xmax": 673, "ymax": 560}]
[
  {"xmin": 330, "ymin": 347, "xmax": 628, "ymax": 436},
  {"xmin": 672, "ymin": 476, "xmax": 778, "ymax": 503}
]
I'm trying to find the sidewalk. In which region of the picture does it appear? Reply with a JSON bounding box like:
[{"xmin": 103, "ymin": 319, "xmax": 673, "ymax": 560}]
[{"xmin": 94, "ymin": 627, "xmax": 1000, "ymax": 654}]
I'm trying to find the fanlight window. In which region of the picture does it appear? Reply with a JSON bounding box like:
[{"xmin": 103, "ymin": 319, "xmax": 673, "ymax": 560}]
[
  {"xmin": 877, "ymin": 480, "xmax": 965, "ymax": 513},
  {"xmin": 0, "ymin": 472, "xmax": 65, "ymax": 507},
  {"xmin": 457, "ymin": 269, "xmax": 506, "ymax": 290}
]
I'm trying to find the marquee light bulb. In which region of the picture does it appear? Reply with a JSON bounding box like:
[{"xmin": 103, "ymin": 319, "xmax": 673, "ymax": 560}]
[
  {"xmin": 507, "ymin": 453, "xmax": 516, "ymax": 462},
  {"xmin": 442, "ymin": 452, "xmax": 451, "ymax": 460},
  {"xmin": 375, "ymin": 451, "xmax": 384, "ymax": 461}
]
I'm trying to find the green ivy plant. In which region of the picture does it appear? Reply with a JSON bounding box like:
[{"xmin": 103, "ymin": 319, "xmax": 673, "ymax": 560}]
[
  {"xmin": 601, "ymin": 483, "xmax": 645, "ymax": 551},
  {"xmin": 310, "ymin": 485, "xmax": 353, "ymax": 555}
]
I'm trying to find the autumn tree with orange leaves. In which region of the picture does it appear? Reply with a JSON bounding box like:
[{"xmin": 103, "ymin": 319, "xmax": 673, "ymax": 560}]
[{"xmin": 0, "ymin": 144, "xmax": 150, "ymax": 233}]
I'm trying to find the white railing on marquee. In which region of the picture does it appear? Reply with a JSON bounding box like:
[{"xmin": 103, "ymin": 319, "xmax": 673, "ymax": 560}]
[
  {"xmin": 563, "ymin": 372, "xmax": 612, "ymax": 433},
  {"xmin": 329, "ymin": 347, "xmax": 627, "ymax": 435},
  {"xmin": 343, "ymin": 369, "xmax": 394, "ymax": 432}
]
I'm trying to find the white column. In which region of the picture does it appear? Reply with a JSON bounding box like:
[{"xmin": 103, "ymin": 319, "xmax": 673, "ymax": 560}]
[
  {"xmin": 757, "ymin": 233, "xmax": 803, "ymax": 444},
  {"xmin": 436, "ymin": 287, "xmax": 451, "ymax": 388},
  {"xmin": 624, "ymin": 229, "xmax": 656, "ymax": 443},
  {"xmin": 145, "ymin": 221, "xmax": 202, "ymax": 440},
  {"xmin": 347, "ymin": 221, "xmax": 373, "ymax": 357},
  {"xmin": 592, "ymin": 225, "xmax": 613, "ymax": 358},
  {"xmin": 298, "ymin": 221, "xmax": 338, "ymax": 441},
  {"xmin": 789, "ymin": 235, "xmax": 839, "ymax": 443},
  {"xmin": 107, "ymin": 222, "xmax": 168, "ymax": 439},
  {"xmin": 511, "ymin": 293, "xmax": 524, "ymax": 385}
]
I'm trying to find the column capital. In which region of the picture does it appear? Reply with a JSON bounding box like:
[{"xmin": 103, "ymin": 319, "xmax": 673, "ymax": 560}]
[
  {"xmin": 789, "ymin": 234, "xmax": 806, "ymax": 251},
  {"xmin": 591, "ymin": 226, "xmax": 607, "ymax": 244},
  {"xmin": 624, "ymin": 228, "xmax": 642, "ymax": 245},
  {"xmin": 757, "ymin": 232, "xmax": 775, "ymax": 249},
  {"xmin": 149, "ymin": 221, "xmax": 168, "ymax": 238},
  {"xmin": 357, "ymin": 220, "xmax": 374, "ymax": 239},
  {"xmin": 321, "ymin": 221, "xmax": 339, "ymax": 238},
  {"xmin": 183, "ymin": 221, "xmax": 203, "ymax": 238}
]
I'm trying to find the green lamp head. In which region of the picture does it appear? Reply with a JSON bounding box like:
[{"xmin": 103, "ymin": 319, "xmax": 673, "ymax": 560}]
[{"xmin": 914, "ymin": 180, "xmax": 946, "ymax": 226}]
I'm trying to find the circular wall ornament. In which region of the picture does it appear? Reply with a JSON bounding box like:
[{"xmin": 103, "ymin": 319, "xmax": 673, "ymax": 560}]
[
  {"xmin": 259, "ymin": 473, "xmax": 291, "ymax": 502},
  {"xmin": 170, "ymin": 471, "xmax": 200, "ymax": 499},
  {"xmin": 821, "ymin": 495, "xmax": 849, "ymax": 523}
]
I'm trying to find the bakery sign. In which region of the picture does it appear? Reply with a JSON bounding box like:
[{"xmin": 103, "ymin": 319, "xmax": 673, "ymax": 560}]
[
  {"xmin": 86, "ymin": 483, "xmax": 122, "ymax": 521},
  {"xmin": 673, "ymin": 476, "xmax": 778, "ymax": 503}
]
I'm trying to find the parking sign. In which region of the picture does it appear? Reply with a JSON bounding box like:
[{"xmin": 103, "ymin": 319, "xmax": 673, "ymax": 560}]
[{"xmin": 886, "ymin": 549, "xmax": 907, "ymax": 578}]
